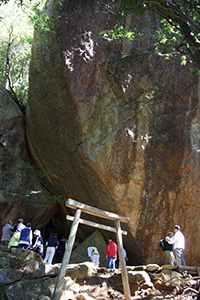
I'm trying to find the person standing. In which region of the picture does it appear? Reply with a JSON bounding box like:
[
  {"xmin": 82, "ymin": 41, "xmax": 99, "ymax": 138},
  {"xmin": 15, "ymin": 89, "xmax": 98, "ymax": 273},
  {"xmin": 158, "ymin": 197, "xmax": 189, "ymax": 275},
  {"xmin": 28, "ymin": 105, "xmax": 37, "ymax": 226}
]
[
  {"xmin": 55, "ymin": 235, "xmax": 67, "ymax": 263},
  {"xmin": 8, "ymin": 218, "xmax": 26, "ymax": 249},
  {"xmin": 14, "ymin": 218, "xmax": 26, "ymax": 233},
  {"xmin": 168, "ymin": 225, "xmax": 186, "ymax": 266},
  {"xmin": 30, "ymin": 229, "xmax": 44, "ymax": 256},
  {"xmin": 43, "ymin": 233, "xmax": 58, "ymax": 264},
  {"xmin": 18, "ymin": 223, "xmax": 32, "ymax": 249},
  {"xmin": 161, "ymin": 232, "xmax": 176, "ymax": 265},
  {"xmin": 87, "ymin": 245, "xmax": 100, "ymax": 267},
  {"xmin": 1, "ymin": 221, "xmax": 13, "ymax": 248},
  {"xmin": 117, "ymin": 248, "xmax": 128, "ymax": 269},
  {"xmin": 106, "ymin": 237, "xmax": 117, "ymax": 269},
  {"xmin": 123, "ymin": 248, "xmax": 129, "ymax": 264}
]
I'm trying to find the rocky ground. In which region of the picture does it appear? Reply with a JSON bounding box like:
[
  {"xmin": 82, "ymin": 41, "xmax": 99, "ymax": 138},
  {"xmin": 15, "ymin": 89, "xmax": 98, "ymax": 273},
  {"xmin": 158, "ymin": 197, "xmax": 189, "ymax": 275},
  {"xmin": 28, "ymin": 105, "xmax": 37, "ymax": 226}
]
[
  {"xmin": 76, "ymin": 268, "xmax": 200, "ymax": 300},
  {"xmin": 1, "ymin": 246, "xmax": 200, "ymax": 300}
]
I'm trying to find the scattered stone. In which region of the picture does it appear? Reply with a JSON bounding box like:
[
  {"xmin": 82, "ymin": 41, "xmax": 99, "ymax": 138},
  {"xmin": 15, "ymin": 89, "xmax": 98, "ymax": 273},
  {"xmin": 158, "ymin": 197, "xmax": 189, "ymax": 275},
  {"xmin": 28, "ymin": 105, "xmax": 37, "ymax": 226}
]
[
  {"xmin": 66, "ymin": 262, "xmax": 98, "ymax": 280},
  {"xmin": 60, "ymin": 290, "xmax": 75, "ymax": 300},
  {"xmin": 128, "ymin": 270, "xmax": 152, "ymax": 285},
  {"xmin": 0, "ymin": 269, "xmax": 23, "ymax": 285},
  {"xmin": 127, "ymin": 265, "xmax": 147, "ymax": 271},
  {"xmin": 161, "ymin": 264, "xmax": 177, "ymax": 270},
  {"xmin": 146, "ymin": 264, "xmax": 161, "ymax": 272},
  {"xmin": 1, "ymin": 247, "xmax": 200, "ymax": 300},
  {"xmin": 76, "ymin": 293, "xmax": 97, "ymax": 300}
]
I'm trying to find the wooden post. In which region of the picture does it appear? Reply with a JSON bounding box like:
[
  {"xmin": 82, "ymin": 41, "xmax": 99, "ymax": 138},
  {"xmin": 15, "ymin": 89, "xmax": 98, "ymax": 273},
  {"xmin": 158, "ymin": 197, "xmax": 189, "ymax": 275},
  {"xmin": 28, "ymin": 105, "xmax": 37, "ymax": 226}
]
[
  {"xmin": 52, "ymin": 208, "xmax": 81, "ymax": 300},
  {"xmin": 116, "ymin": 219, "xmax": 131, "ymax": 300},
  {"xmin": 197, "ymin": 267, "xmax": 200, "ymax": 276}
]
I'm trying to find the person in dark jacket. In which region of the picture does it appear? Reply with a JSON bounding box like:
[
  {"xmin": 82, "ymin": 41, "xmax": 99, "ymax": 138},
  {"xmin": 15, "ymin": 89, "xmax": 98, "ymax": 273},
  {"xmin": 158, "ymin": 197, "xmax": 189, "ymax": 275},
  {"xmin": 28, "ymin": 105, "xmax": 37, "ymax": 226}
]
[
  {"xmin": 162, "ymin": 232, "xmax": 176, "ymax": 265},
  {"xmin": 43, "ymin": 233, "xmax": 58, "ymax": 264},
  {"xmin": 18, "ymin": 223, "xmax": 32, "ymax": 249},
  {"xmin": 55, "ymin": 235, "xmax": 67, "ymax": 263}
]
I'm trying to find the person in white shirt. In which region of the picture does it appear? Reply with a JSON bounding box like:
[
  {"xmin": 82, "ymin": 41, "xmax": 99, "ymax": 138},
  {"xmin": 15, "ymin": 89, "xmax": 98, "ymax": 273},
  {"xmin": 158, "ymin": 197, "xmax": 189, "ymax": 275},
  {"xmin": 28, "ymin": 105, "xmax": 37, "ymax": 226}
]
[
  {"xmin": 87, "ymin": 245, "xmax": 100, "ymax": 267},
  {"xmin": 167, "ymin": 225, "xmax": 186, "ymax": 266}
]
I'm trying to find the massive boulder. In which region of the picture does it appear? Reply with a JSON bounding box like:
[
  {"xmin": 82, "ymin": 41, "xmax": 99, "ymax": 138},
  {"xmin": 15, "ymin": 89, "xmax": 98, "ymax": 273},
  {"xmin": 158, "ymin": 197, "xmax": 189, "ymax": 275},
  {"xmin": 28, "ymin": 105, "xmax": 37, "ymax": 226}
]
[
  {"xmin": 25, "ymin": 0, "xmax": 200, "ymax": 265},
  {"xmin": 0, "ymin": 86, "xmax": 59, "ymax": 229},
  {"xmin": 69, "ymin": 230, "xmax": 107, "ymax": 267}
]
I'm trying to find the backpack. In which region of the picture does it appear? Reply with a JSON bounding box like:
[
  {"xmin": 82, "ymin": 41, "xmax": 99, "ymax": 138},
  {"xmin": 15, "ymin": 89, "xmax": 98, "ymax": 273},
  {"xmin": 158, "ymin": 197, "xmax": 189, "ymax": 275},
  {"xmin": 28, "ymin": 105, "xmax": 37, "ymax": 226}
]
[
  {"xmin": 159, "ymin": 238, "xmax": 166, "ymax": 251},
  {"xmin": 91, "ymin": 246, "xmax": 99, "ymax": 255}
]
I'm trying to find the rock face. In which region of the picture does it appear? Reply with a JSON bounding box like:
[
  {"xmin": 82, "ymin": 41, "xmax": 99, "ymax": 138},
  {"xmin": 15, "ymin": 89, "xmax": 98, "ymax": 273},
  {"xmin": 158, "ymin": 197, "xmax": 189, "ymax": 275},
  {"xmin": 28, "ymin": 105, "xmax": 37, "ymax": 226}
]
[
  {"xmin": 0, "ymin": 86, "xmax": 59, "ymax": 230},
  {"xmin": 26, "ymin": 0, "xmax": 200, "ymax": 265},
  {"xmin": 69, "ymin": 230, "xmax": 107, "ymax": 267}
]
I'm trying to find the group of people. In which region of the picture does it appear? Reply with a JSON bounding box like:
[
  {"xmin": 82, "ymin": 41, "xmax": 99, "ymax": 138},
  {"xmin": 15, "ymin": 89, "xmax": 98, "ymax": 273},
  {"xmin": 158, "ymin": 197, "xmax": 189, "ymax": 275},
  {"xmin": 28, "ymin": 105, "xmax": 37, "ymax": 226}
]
[
  {"xmin": 2, "ymin": 220, "xmax": 186, "ymax": 268},
  {"xmin": 1, "ymin": 218, "xmax": 43, "ymax": 255},
  {"xmin": 1, "ymin": 219, "xmax": 67, "ymax": 264},
  {"xmin": 87, "ymin": 237, "xmax": 128, "ymax": 269},
  {"xmin": 43, "ymin": 233, "xmax": 67, "ymax": 264},
  {"xmin": 160, "ymin": 224, "xmax": 186, "ymax": 266}
]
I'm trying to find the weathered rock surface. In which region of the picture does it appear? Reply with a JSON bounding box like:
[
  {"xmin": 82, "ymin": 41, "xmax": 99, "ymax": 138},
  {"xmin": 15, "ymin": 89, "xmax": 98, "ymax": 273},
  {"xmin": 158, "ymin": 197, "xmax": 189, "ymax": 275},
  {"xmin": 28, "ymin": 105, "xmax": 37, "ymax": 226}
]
[
  {"xmin": 69, "ymin": 230, "xmax": 107, "ymax": 267},
  {"xmin": 0, "ymin": 246, "xmax": 97, "ymax": 300},
  {"xmin": 24, "ymin": 0, "xmax": 200, "ymax": 266},
  {"xmin": 1, "ymin": 0, "xmax": 200, "ymax": 267},
  {"xmin": 0, "ymin": 86, "xmax": 59, "ymax": 229}
]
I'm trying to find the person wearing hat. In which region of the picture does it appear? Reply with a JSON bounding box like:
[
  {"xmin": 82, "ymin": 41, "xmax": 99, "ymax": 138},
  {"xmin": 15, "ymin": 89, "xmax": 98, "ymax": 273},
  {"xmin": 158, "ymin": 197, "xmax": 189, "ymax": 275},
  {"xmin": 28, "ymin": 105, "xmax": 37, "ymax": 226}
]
[
  {"xmin": 163, "ymin": 232, "xmax": 176, "ymax": 265},
  {"xmin": 31, "ymin": 230, "xmax": 44, "ymax": 256},
  {"xmin": 167, "ymin": 225, "xmax": 186, "ymax": 266}
]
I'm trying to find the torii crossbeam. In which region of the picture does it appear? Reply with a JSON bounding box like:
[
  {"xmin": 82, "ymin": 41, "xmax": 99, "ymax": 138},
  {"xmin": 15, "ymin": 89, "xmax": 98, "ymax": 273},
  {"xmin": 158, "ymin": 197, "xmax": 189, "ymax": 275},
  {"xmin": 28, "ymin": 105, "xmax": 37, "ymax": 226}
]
[{"xmin": 52, "ymin": 198, "xmax": 131, "ymax": 300}]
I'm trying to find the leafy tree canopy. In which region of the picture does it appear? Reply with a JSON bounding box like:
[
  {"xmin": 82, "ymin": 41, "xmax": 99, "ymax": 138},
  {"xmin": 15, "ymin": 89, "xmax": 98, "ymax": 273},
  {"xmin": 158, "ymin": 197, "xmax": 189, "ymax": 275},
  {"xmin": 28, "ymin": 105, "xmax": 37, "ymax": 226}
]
[
  {"xmin": 103, "ymin": 0, "xmax": 200, "ymax": 70},
  {"xmin": 0, "ymin": 0, "xmax": 45, "ymax": 110}
]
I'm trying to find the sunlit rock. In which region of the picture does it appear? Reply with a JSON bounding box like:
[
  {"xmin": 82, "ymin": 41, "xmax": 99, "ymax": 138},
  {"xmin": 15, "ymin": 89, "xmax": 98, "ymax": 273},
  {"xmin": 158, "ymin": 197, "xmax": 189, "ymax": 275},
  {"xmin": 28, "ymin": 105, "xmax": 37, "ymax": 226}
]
[{"xmin": 17, "ymin": 0, "xmax": 200, "ymax": 266}]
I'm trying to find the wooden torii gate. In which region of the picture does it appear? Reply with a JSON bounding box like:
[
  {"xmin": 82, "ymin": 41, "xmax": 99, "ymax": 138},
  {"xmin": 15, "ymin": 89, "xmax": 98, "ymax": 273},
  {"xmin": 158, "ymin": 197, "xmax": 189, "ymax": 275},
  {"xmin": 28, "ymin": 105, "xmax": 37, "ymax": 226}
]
[{"xmin": 52, "ymin": 198, "xmax": 131, "ymax": 300}]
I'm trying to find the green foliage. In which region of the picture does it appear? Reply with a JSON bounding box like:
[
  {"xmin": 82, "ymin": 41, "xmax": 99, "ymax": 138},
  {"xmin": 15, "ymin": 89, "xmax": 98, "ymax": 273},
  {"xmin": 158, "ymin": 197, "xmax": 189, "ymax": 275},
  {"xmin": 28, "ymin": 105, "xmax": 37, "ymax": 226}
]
[
  {"xmin": 28, "ymin": 1, "xmax": 57, "ymax": 41},
  {"xmin": 154, "ymin": 20, "xmax": 180, "ymax": 51},
  {"xmin": 104, "ymin": 0, "xmax": 200, "ymax": 69},
  {"xmin": 144, "ymin": 90, "xmax": 155, "ymax": 100},
  {"xmin": 101, "ymin": 24, "xmax": 143, "ymax": 42},
  {"xmin": 0, "ymin": 0, "xmax": 50, "ymax": 108},
  {"xmin": 12, "ymin": 160, "xmax": 68, "ymax": 207},
  {"xmin": 181, "ymin": 55, "xmax": 187, "ymax": 66},
  {"xmin": 0, "ymin": 0, "xmax": 34, "ymax": 107},
  {"xmin": 0, "ymin": 257, "xmax": 8, "ymax": 268}
]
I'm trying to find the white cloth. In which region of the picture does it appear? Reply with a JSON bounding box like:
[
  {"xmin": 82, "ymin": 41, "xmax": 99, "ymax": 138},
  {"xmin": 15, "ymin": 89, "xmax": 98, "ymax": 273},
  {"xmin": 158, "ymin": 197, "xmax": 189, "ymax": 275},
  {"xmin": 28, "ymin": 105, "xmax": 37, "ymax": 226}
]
[
  {"xmin": 170, "ymin": 230, "xmax": 185, "ymax": 249},
  {"xmin": 43, "ymin": 246, "xmax": 56, "ymax": 264},
  {"xmin": 165, "ymin": 250, "xmax": 175, "ymax": 265},
  {"xmin": 90, "ymin": 254, "xmax": 100, "ymax": 267}
]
